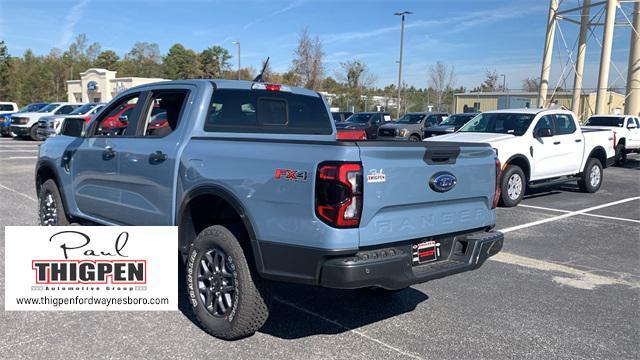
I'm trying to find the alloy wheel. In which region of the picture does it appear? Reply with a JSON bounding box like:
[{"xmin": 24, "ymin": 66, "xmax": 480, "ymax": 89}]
[
  {"xmin": 507, "ymin": 173, "xmax": 523, "ymax": 200},
  {"xmin": 197, "ymin": 248, "xmax": 236, "ymax": 317},
  {"xmin": 589, "ymin": 165, "xmax": 601, "ymax": 188}
]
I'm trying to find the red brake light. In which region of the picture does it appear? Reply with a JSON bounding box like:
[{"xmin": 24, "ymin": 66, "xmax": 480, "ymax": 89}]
[
  {"xmin": 336, "ymin": 130, "xmax": 367, "ymax": 140},
  {"xmin": 265, "ymin": 84, "xmax": 281, "ymax": 91},
  {"xmin": 315, "ymin": 162, "xmax": 363, "ymax": 228},
  {"xmin": 492, "ymin": 158, "xmax": 502, "ymax": 209}
]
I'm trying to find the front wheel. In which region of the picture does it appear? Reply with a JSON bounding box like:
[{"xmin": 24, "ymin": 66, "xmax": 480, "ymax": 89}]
[
  {"xmin": 29, "ymin": 124, "xmax": 43, "ymax": 141},
  {"xmin": 408, "ymin": 135, "xmax": 421, "ymax": 142},
  {"xmin": 499, "ymin": 165, "xmax": 526, "ymax": 207},
  {"xmin": 578, "ymin": 158, "xmax": 603, "ymax": 193},
  {"xmin": 186, "ymin": 225, "xmax": 270, "ymax": 340},
  {"xmin": 38, "ymin": 179, "xmax": 70, "ymax": 226}
]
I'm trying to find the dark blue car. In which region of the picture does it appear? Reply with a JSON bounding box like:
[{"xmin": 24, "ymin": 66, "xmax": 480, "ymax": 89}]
[{"xmin": 0, "ymin": 102, "xmax": 48, "ymax": 137}]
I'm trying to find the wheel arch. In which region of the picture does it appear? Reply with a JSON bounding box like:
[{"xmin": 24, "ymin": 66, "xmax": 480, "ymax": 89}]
[
  {"xmin": 35, "ymin": 161, "xmax": 71, "ymax": 216},
  {"xmin": 177, "ymin": 184, "xmax": 264, "ymax": 273},
  {"xmin": 505, "ymin": 154, "xmax": 531, "ymax": 182},
  {"xmin": 586, "ymin": 146, "xmax": 608, "ymax": 170}
]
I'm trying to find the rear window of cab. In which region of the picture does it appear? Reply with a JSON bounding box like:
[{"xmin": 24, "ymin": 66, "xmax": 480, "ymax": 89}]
[{"xmin": 204, "ymin": 89, "xmax": 333, "ymax": 135}]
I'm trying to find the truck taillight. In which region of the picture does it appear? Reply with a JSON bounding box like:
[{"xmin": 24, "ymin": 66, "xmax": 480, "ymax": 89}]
[
  {"xmin": 315, "ymin": 162, "xmax": 363, "ymax": 228},
  {"xmin": 492, "ymin": 158, "xmax": 502, "ymax": 209}
]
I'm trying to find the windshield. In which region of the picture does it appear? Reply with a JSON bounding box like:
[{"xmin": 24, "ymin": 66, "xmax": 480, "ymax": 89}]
[
  {"xmin": 584, "ymin": 116, "xmax": 624, "ymax": 127},
  {"xmin": 20, "ymin": 103, "xmax": 47, "ymax": 112},
  {"xmin": 69, "ymin": 104, "xmax": 96, "ymax": 115},
  {"xmin": 458, "ymin": 112, "xmax": 535, "ymax": 136},
  {"xmin": 396, "ymin": 114, "xmax": 425, "ymax": 124},
  {"xmin": 37, "ymin": 104, "xmax": 60, "ymax": 113},
  {"xmin": 345, "ymin": 113, "xmax": 373, "ymax": 123},
  {"xmin": 440, "ymin": 114, "xmax": 475, "ymax": 126}
]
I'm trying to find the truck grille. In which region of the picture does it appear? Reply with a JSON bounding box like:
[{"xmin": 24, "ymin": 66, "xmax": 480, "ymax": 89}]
[
  {"xmin": 12, "ymin": 117, "xmax": 28, "ymax": 125},
  {"xmin": 379, "ymin": 128, "xmax": 397, "ymax": 137}
]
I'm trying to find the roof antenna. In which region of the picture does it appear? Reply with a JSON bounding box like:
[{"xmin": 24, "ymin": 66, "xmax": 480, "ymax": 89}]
[{"xmin": 253, "ymin": 57, "xmax": 270, "ymax": 83}]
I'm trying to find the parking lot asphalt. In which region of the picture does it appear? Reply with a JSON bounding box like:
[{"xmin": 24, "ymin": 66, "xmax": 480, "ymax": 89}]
[{"xmin": 0, "ymin": 136, "xmax": 638, "ymax": 360}]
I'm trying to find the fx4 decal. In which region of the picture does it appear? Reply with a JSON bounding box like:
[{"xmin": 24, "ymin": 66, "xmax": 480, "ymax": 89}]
[{"xmin": 275, "ymin": 169, "xmax": 308, "ymax": 182}]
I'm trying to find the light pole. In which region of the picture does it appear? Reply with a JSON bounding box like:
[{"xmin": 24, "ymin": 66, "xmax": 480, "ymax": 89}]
[
  {"xmin": 232, "ymin": 41, "xmax": 241, "ymax": 80},
  {"xmin": 394, "ymin": 11, "xmax": 411, "ymax": 118},
  {"xmin": 500, "ymin": 74, "xmax": 506, "ymax": 91}
]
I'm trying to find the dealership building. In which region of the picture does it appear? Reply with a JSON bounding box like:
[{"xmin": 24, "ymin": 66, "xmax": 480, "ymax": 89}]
[
  {"xmin": 66, "ymin": 68, "xmax": 166, "ymax": 103},
  {"xmin": 453, "ymin": 91, "xmax": 626, "ymax": 121}
]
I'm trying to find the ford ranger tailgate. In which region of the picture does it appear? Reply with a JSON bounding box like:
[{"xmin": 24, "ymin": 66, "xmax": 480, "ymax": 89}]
[{"xmin": 356, "ymin": 141, "xmax": 497, "ymax": 247}]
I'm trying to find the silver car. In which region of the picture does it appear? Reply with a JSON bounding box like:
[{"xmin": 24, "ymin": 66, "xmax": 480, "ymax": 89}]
[
  {"xmin": 38, "ymin": 103, "xmax": 105, "ymax": 139},
  {"xmin": 377, "ymin": 112, "xmax": 449, "ymax": 141}
]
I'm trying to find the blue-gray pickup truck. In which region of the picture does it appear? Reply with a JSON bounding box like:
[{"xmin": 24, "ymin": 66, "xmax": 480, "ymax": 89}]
[{"xmin": 36, "ymin": 79, "xmax": 504, "ymax": 340}]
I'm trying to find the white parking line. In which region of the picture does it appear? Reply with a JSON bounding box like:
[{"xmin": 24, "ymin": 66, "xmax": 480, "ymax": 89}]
[
  {"xmin": 274, "ymin": 296, "xmax": 424, "ymax": 360},
  {"xmin": 500, "ymin": 197, "xmax": 640, "ymax": 233},
  {"xmin": 518, "ymin": 204, "xmax": 640, "ymax": 224},
  {"xmin": 490, "ymin": 252, "xmax": 640, "ymax": 290},
  {"xmin": 0, "ymin": 184, "xmax": 37, "ymax": 202},
  {"xmin": 2, "ymin": 156, "xmax": 37, "ymax": 160}
]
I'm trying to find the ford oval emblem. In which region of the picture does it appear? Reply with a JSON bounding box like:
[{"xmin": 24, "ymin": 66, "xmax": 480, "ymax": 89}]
[{"xmin": 429, "ymin": 172, "xmax": 457, "ymax": 192}]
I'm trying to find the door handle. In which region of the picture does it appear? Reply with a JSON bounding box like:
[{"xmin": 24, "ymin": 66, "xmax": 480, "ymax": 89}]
[
  {"xmin": 553, "ymin": 141, "xmax": 561, "ymax": 145},
  {"xmin": 149, "ymin": 151, "xmax": 168, "ymax": 164},
  {"xmin": 102, "ymin": 146, "xmax": 116, "ymax": 160},
  {"xmin": 575, "ymin": 139, "xmax": 582, "ymax": 143}
]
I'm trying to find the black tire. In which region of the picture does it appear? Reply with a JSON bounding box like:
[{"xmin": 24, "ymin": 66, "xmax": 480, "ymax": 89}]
[
  {"xmin": 614, "ymin": 143, "xmax": 626, "ymax": 165},
  {"xmin": 499, "ymin": 165, "xmax": 526, "ymax": 207},
  {"xmin": 578, "ymin": 158, "xmax": 603, "ymax": 193},
  {"xmin": 186, "ymin": 225, "xmax": 270, "ymax": 340},
  {"xmin": 0, "ymin": 132, "xmax": 10, "ymax": 138},
  {"xmin": 408, "ymin": 135, "xmax": 421, "ymax": 142},
  {"xmin": 38, "ymin": 179, "xmax": 70, "ymax": 226},
  {"xmin": 29, "ymin": 124, "xmax": 42, "ymax": 141}
]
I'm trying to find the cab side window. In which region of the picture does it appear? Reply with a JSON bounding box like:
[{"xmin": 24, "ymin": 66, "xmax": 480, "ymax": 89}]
[
  {"xmin": 554, "ymin": 114, "xmax": 576, "ymax": 135},
  {"xmin": 142, "ymin": 90, "xmax": 189, "ymax": 137},
  {"xmin": 533, "ymin": 115, "xmax": 554, "ymax": 135},
  {"xmin": 55, "ymin": 105, "xmax": 79, "ymax": 115},
  {"xmin": 91, "ymin": 94, "xmax": 141, "ymax": 137}
]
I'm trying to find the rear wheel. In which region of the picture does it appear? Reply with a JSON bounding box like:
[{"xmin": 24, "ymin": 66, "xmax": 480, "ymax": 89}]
[
  {"xmin": 578, "ymin": 158, "xmax": 603, "ymax": 193},
  {"xmin": 499, "ymin": 165, "xmax": 525, "ymax": 207},
  {"xmin": 186, "ymin": 225, "xmax": 270, "ymax": 340},
  {"xmin": 38, "ymin": 179, "xmax": 70, "ymax": 226},
  {"xmin": 408, "ymin": 135, "xmax": 421, "ymax": 142},
  {"xmin": 614, "ymin": 143, "xmax": 626, "ymax": 165}
]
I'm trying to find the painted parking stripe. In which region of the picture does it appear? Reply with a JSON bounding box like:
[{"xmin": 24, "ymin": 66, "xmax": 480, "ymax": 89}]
[
  {"xmin": 518, "ymin": 204, "xmax": 640, "ymax": 224},
  {"xmin": 2, "ymin": 156, "xmax": 38, "ymax": 159},
  {"xmin": 0, "ymin": 183, "xmax": 37, "ymax": 202},
  {"xmin": 500, "ymin": 197, "xmax": 640, "ymax": 233},
  {"xmin": 490, "ymin": 252, "xmax": 640, "ymax": 290}
]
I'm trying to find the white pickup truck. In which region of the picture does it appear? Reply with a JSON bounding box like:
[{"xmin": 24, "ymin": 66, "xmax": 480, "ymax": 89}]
[
  {"xmin": 583, "ymin": 115, "xmax": 640, "ymax": 164},
  {"xmin": 426, "ymin": 109, "xmax": 615, "ymax": 206}
]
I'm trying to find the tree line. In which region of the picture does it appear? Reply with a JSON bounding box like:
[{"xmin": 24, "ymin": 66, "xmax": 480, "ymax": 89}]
[{"xmin": 0, "ymin": 29, "xmax": 541, "ymax": 113}]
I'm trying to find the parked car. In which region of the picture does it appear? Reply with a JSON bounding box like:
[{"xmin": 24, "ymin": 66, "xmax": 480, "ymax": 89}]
[
  {"xmin": 583, "ymin": 115, "xmax": 640, "ymax": 164},
  {"xmin": 37, "ymin": 79, "xmax": 503, "ymax": 340},
  {"xmin": 426, "ymin": 109, "xmax": 615, "ymax": 207},
  {"xmin": 1, "ymin": 102, "xmax": 49, "ymax": 137},
  {"xmin": 334, "ymin": 112, "xmax": 391, "ymax": 139},
  {"xmin": 37, "ymin": 103, "xmax": 105, "ymax": 139},
  {"xmin": 0, "ymin": 102, "xmax": 19, "ymax": 115},
  {"xmin": 378, "ymin": 112, "xmax": 449, "ymax": 141},
  {"xmin": 424, "ymin": 112, "xmax": 479, "ymax": 138},
  {"xmin": 10, "ymin": 102, "xmax": 83, "ymax": 140},
  {"xmin": 331, "ymin": 111, "xmax": 353, "ymax": 123}
]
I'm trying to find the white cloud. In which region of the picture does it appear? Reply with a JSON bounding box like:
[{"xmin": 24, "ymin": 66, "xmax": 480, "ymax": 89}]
[{"xmin": 57, "ymin": 0, "xmax": 90, "ymax": 48}]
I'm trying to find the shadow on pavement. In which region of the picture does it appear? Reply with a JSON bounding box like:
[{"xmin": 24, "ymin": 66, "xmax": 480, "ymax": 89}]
[{"xmin": 177, "ymin": 254, "xmax": 430, "ymax": 339}]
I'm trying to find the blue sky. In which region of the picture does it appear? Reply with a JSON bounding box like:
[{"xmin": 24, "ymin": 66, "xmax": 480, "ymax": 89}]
[{"xmin": 0, "ymin": 0, "xmax": 634, "ymax": 90}]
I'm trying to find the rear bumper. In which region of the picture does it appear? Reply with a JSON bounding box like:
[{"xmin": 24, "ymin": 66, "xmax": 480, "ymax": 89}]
[{"xmin": 258, "ymin": 229, "xmax": 503, "ymax": 290}]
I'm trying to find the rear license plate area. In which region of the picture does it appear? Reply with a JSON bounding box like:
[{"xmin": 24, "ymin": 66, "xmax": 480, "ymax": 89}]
[{"xmin": 412, "ymin": 240, "xmax": 441, "ymax": 265}]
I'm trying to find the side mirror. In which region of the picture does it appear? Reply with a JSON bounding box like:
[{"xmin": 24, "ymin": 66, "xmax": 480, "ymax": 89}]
[
  {"xmin": 118, "ymin": 115, "xmax": 128, "ymax": 123},
  {"xmin": 60, "ymin": 118, "xmax": 84, "ymax": 137},
  {"xmin": 628, "ymin": 123, "xmax": 637, "ymax": 129},
  {"xmin": 536, "ymin": 127, "xmax": 553, "ymax": 138}
]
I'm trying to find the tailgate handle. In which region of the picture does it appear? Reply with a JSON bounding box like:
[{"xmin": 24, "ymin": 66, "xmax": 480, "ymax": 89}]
[{"xmin": 423, "ymin": 147, "xmax": 461, "ymax": 165}]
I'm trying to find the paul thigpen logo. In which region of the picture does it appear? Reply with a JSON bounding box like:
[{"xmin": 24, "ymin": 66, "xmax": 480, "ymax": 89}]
[{"xmin": 32, "ymin": 231, "xmax": 147, "ymax": 285}]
